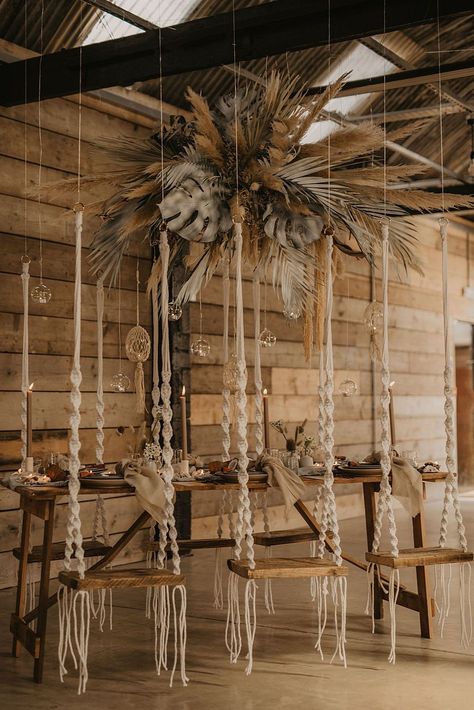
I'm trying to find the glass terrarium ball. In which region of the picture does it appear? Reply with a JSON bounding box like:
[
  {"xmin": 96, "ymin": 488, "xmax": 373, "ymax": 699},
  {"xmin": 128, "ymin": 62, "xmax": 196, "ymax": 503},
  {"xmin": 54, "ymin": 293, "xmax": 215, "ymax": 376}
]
[
  {"xmin": 338, "ymin": 378, "xmax": 359, "ymax": 397},
  {"xmin": 110, "ymin": 372, "xmax": 131, "ymax": 392},
  {"xmin": 31, "ymin": 282, "xmax": 52, "ymax": 304},
  {"xmin": 168, "ymin": 301, "xmax": 183, "ymax": 321},
  {"xmin": 190, "ymin": 337, "xmax": 211, "ymax": 358},
  {"xmin": 283, "ymin": 303, "xmax": 301, "ymax": 320},
  {"xmin": 258, "ymin": 327, "xmax": 277, "ymax": 348},
  {"xmin": 364, "ymin": 300, "xmax": 383, "ymax": 333}
]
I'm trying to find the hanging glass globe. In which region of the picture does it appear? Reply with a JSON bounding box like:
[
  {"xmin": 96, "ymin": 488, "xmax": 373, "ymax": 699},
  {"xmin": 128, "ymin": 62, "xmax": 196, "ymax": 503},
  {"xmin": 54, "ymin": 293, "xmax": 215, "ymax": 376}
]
[
  {"xmin": 31, "ymin": 282, "xmax": 52, "ymax": 304},
  {"xmin": 190, "ymin": 337, "xmax": 211, "ymax": 358},
  {"xmin": 223, "ymin": 353, "xmax": 240, "ymax": 393},
  {"xmin": 364, "ymin": 300, "xmax": 383, "ymax": 334},
  {"xmin": 168, "ymin": 301, "xmax": 182, "ymax": 321},
  {"xmin": 110, "ymin": 372, "xmax": 130, "ymax": 392},
  {"xmin": 283, "ymin": 303, "xmax": 301, "ymax": 320},
  {"xmin": 258, "ymin": 327, "xmax": 277, "ymax": 348},
  {"xmin": 338, "ymin": 378, "xmax": 359, "ymax": 397}
]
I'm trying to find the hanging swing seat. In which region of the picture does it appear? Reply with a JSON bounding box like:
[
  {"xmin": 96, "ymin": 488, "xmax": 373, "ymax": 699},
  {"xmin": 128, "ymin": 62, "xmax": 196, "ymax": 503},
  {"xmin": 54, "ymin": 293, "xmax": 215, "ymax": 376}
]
[
  {"xmin": 228, "ymin": 557, "xmax": 347, "ymax": 580},
  {"xmin": 253, "ymin": 528, "xmax": 325, "ymax": 547},
  {"xmin": 13, "ymin": 539, "xmax": 112, "ymax": 564},
  {"xmin": 366, "ymin": 546, "xmax": 473, "ymax": 569},
  {"xmin": 58, "ymin": 567, "xmax": 184, "ymax": 591},
  {"xmin": 146, "ymin": 537, "xmax": 236, "ymax": 552}
]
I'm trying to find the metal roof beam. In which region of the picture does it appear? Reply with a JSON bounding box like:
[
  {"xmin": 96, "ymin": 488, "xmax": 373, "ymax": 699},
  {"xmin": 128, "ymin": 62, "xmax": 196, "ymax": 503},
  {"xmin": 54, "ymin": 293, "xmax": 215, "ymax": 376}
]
[{"xmin": 0, "ymin": 0, "xmax": 472, "ymax": 106}]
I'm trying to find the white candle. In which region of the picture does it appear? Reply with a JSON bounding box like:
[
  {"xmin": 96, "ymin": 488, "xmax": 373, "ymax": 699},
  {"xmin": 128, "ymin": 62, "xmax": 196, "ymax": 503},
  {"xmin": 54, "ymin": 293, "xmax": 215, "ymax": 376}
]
[
  {"xmin": 388, "ymin": 380, "xmax": 396, "ymax": 446},
  {"xmin": 27, "ymin": 382, "xmax": 34, "ymax": 458},
  {"xmin": 263, "ymin": 388, "xmax": 270, "ymax": 450},
  {"xmin": 180, "ymin": 385, "xmax": 188, "ymax": 459}
]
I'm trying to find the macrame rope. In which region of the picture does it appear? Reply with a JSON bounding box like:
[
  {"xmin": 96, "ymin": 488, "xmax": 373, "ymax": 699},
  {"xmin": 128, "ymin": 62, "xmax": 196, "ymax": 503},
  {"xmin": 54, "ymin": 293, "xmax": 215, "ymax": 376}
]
[
  {"xmin": 151, "ymin": 285, "xmax": 162, "ymax": 446},
  {"xmin": 253, "ymin": 274, "xmax": 264, "ymax": 456},
  {"xmin": 20, "ymin": 258, "xmax": 30, "ymax": 466},
  {"xmin": 221, "ymin": 258, "xmax": 232, "ymax": 460},
  {"xmin": 95, "ymin": 277, "xmax": 105, "ymax": 464},
  {"xmin": 159, "ymin": 229, "xmax": 180, "ymax": 575}
]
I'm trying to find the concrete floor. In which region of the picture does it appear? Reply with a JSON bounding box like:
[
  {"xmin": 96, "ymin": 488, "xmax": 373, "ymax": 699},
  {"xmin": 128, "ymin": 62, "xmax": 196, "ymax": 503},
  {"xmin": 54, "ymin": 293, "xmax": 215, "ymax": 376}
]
[{"xmin": 1, "ymin": 489, "xmax": 473, "ymax": 710}]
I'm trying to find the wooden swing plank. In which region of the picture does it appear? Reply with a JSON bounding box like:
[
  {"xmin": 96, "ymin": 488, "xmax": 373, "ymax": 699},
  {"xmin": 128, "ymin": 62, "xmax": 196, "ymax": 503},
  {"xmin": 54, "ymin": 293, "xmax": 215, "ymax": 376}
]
[
  {"xmin": 228, "ymin": 557, "xmax": 347, "ymax": 580},
  {"xmin": 366, "ymin": 546, "xmax": 473, "ymax": 569},
  {"xmin": 12, "ymin": 539, "xmax": 112, "ymax": 564},
  {"xmin": 146, "ymin": 537, "xmax": 235, "ymax": 551},
  {"xmin": 253, "ymin": 528, "xmax": 320, "ymax": 546},
  {"xmin": 58, "ymin": 567, "xmax": 184, "ymax": 590}
]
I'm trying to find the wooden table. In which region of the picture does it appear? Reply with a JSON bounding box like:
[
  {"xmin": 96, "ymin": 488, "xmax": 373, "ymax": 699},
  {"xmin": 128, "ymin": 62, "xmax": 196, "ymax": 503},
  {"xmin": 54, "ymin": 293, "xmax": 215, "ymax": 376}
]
[{"xmin": 3, "ymin": 470, "xmax": 446, "ymax": 682}]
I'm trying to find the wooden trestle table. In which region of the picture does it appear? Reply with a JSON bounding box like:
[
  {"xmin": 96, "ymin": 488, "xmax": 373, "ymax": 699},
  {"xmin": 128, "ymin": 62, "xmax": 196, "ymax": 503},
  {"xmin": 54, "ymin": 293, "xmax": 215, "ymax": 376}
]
[{"xmin": 3, "ymin": 470, "xmax": 446, "ymax": 683}]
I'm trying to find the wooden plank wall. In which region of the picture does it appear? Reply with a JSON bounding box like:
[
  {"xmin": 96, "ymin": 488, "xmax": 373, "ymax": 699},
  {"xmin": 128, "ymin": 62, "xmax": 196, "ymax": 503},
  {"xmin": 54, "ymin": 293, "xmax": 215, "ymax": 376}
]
[
  {"xmin": 0, "ymin": 88, "xmax": 155, "ymax": 588},
  {"xmin": 189, "ymin": 217, "xmax": 474, "ymax": 520}
]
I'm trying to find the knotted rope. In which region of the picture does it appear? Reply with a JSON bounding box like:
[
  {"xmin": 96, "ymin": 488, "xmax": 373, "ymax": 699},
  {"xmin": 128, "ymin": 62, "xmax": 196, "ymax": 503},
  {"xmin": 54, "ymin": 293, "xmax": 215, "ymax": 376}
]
[
  {"xmin": 366, "ymin": 219, "xmax": 400, "ymax": 664},
  {"xmin": 20, "ymin": 257, "xmax": 30, "ymax": 466},
  {"xmin": 253, "ymin": 274, "xmax": 264, "ymax": 456},
  {"xmin": 151, "ymin": 283, "xmax": 162, "ymax": 447}
]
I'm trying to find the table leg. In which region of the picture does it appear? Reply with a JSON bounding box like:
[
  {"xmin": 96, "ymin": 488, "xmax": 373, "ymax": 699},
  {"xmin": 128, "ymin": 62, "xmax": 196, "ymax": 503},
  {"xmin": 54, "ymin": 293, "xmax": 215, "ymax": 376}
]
[
  {"xmin": 33, "ymin": 498, "xmax": 56, "ymax": 683},
  {"xmin": 362, "ymin": 483, "xmax": 384, "ymax": 620},
  {"xmin": 412, "ymin": 498, "xmax": 434, "ymax": 639},
  {"xmin": 12, "ymin": 505, "xmax": 32, "ymax": 657}
]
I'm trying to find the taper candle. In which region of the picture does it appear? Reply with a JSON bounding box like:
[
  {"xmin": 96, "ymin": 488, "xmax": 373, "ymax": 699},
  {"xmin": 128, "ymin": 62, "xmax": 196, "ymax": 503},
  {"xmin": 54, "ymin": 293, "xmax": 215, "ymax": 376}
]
[
  {"xmin": 26, "ymin": 382, "xmax": 34, "ymax": 458},
  {"xmin": 388, "ymin": 380, "xmax": 396, "ymax": 446},
  {"xmin": 263, "ymin": 388, "xmax": 270, "ymax": 450},
  {"xmin": 180, "ymin": 385, "xmax": 188, "ymax": 459}
]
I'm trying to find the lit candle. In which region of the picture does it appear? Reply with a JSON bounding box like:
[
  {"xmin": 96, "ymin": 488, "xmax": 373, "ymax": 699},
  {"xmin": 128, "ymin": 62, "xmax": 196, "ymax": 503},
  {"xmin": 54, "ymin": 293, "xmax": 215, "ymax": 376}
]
[
  {"xmin": 263, "ymin": 388, "xmax": 270, "ymax": 450},
  {"xmin": 388, "ymin": 380, "xmax": 396, "ymax": 447},
  {"xmin": 26, "ymin": 383, "xmax": 34, "ymax": 472},
  {"xmin": 180, "ymin": 385, "xmax": 188, "ymax": 460}
]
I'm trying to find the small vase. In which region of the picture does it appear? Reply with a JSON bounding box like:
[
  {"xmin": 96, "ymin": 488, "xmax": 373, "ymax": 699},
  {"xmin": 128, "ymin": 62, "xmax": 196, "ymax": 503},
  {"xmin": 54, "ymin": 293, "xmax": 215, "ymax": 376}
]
[{"xmin": 299, "ymin": 455, "xmax": 313, "ymax": 468}]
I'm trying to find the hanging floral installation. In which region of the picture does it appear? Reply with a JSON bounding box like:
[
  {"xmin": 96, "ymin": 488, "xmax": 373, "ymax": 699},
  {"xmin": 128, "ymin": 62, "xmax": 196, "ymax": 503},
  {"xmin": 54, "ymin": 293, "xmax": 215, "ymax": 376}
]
[{"xmin": 82, "ymin": 72, "xmax": 471, "ymax": 355}]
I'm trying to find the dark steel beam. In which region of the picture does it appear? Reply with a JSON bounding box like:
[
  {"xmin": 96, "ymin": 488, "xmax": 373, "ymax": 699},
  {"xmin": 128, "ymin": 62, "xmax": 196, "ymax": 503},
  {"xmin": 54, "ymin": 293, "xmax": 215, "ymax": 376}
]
[{"xmin": 0, "ymin": 0, "xmax": 472, "ymax": 106}]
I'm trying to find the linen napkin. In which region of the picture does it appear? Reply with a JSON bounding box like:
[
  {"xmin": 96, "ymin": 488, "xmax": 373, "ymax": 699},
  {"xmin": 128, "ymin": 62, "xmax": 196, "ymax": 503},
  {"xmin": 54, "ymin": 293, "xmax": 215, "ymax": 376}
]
[
  {"xmin": 123, "ymin": 458, "xmax": 167, "ymax": 524},
  {"xmin": 391, "ymin": 455, "xmax": 423, "ymax": 517},
  {"xmin": 255, "ymin": 453, "xmax": 306, "ymax": 511}
]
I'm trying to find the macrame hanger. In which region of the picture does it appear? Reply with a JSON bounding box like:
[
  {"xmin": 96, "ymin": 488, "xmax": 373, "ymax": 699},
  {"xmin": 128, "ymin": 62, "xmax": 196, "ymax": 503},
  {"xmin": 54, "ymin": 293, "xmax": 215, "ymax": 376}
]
[{"xmin": 253, "ymin": 274, "xmax": 264, "ymax": 456}]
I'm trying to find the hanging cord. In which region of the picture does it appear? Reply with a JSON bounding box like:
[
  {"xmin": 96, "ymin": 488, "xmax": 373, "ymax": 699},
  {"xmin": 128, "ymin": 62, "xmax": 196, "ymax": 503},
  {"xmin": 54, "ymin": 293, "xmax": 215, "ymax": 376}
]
[
  {"xmin": 221, "ymin": 257, "xmax": 232, "ymax": 459},
  {"xmin": 253, "ymin": 274, "xmax": 264, "ymax": 456},
  {"xmin": 20, "ymin": 257, "xmax": 30, "ymax": 466},
  {"xmin": 151, "ymin": 283, "xmax": 162, "ymax": 446},
  {"xmin": 95, "ymin": 277, "xmax": 105, "ymax": 464},
  {"xmin": 37, "ymin": 0, "xmax": 45, "ymax": 286}
]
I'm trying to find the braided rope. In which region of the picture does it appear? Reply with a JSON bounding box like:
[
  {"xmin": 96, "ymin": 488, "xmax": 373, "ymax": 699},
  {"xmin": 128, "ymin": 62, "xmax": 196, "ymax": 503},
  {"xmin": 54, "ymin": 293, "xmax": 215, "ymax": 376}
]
[
  {"xmin": 64, "ymin": 207, "xmax": 85, "ymax": 577},
  {"xmin": 438, "ymin": 217, "xmax": 468, "ymax": 551},
  {"xmin": 95, "ymin": 277, "xmax": 105, "ymax": 464},
  {"xmin": 159, "ymin": 229, "xmax": 180, "ymax": 574},
  {"xmin": 316, "ymin": 230, "xmax": 342, "ymax": 565},
  {"xmin": 221, "ymin": 258, "xmax": 232, "ymax": 460},
  {"xmin": 234, "ymin": 223, "xmax": 254, "ymax": 568},
  {"xmin": 151, "ymin": 285, "xmax": 162, "ymax": 446},
  {"xmin": 318, "ymin": 346, "xmax": 325, "ymax": 450},
  {"xmin": 253, "ymin": 274, "xmax": 264, "ymax": 456},
  {"xmin": 371, "ymin": 221, "xmax": 399, "ymax": 558},
  {"xmin": 20, "ymin": 259, "xmax": 30, "ymax": 466}
]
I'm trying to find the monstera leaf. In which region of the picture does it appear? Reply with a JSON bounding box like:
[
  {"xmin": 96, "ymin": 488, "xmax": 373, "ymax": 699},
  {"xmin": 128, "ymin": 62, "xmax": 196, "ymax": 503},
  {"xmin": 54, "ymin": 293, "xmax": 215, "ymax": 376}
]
[
  {"xmin": 158, "ymin": 177, "xmax": 231, "ymax": 242},
  {"xmin": 263, "ymin": 203, "xmax": 323, "ymax": 248}
]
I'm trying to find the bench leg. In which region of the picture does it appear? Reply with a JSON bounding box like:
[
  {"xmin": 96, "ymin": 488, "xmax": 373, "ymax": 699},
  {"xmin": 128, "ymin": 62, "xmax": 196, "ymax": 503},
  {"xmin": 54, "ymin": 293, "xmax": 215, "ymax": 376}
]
[
  {"xmin": 12, "ymin": 507, "xmax": 32, "ymax": 657},
  {"xmin": 33, "ymin": 499, "xmax": 56, "ymax": 683},
  {"xmin": 362, "ymin": 483, "xmax": 384, "ymax": 620}
]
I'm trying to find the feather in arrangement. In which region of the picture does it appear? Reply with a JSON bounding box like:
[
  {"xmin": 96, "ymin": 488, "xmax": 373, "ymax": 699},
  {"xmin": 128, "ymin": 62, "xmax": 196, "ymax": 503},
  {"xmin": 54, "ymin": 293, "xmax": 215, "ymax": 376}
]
[{"xmin": 85, "ymin": 72, "xmax": 473, "ymax": 353}]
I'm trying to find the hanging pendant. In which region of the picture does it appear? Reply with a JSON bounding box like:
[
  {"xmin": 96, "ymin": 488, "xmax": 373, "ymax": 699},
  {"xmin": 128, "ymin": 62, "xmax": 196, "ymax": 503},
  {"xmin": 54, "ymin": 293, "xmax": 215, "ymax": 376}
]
[
  {"xmin": 338, "ymin": 378, "xmax": 358, "ymax": 397},
  {"xmin": 283, "ymin": 303, "xmax": 301, "ymax": 321},
  {"xmin": 168, "ymin": 300, "xmax": 183, "ymax": 321},
  {"xmin": 258, "ymin": 328, "xmax": 277, "ymax": 348},
  {"xmin": 110, "ymin": 372, "xmax": 130, "ymax": 392},
  {"xmin": 31, "ymin": 282, "xmax": 52, "ymax": 304},
  {"xmin": 126, "ymin": 325, "xmax": 151, "ymax": 412},
  {"xmin": 190, "ymin": 337, "xmax": 211, "ymax": 358}
]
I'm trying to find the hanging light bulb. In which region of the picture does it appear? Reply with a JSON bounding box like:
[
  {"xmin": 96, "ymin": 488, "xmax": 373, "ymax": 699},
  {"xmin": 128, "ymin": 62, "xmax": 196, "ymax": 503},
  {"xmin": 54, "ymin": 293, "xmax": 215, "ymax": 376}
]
[
  {"xmin": 258, "ymin": 327, "xmax": 277, "ymax": 348},
  {"xmin": 31, "ymin": 282, "xmax": 52, "ymax": 304},
  {"xmin": 283, "ymin": 303, "xmax": 301, "ymax": 320},
  {"xmin": 110, "ymin": 372, "xmax": 130, "ymax": 392},
  {"xmin": 468, "ymin": 118, "xmax": 474, "ymax": 177},
  {"xmin": 168, "ymin": 300, "xmax": 182, "ymax": 321},
  {"xmin": 190, "ymin": 337, "xmax": 211, "ymax": 358},
  {"xmin": 223, "ymin": 352, "xmax": 239, "ymax": 392},
  {"xmin": 338, "ymin": 378, "xmax": 359, "ymax": 397},
  {"xmin": 364, "ymin": 300, "xmax": 383, "ymax": 334}
]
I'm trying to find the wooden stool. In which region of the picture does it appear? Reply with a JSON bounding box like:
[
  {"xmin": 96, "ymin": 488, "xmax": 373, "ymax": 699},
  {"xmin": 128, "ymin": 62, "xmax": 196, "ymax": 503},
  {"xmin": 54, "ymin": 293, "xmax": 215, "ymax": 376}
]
[
  {"xmin": 58, "ymin": 567, "xmax": 184, "ymax": 590},
  {"xmin": 366, "ymin": 546, "xmax": 473, "ymax": 569},
  {"xmin": 228, "ymin": 557, "xmax": 348, "ymax": 580},
  {"xmin": 13, "ymin": 540, "xmax": 112, "ymax": 564}
]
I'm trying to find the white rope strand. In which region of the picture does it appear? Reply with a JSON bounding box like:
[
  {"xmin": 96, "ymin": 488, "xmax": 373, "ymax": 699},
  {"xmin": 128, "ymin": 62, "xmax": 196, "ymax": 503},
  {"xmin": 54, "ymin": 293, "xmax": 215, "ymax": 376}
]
[
  {"xmin": 95, "ymin": 277, "xmax": 105, "ymax": 464},
  {"xmin": 20, "ymin": 258, "xmax": 30, "ymax": 466},
  {"xmin": 253, "ymin": 274, "xmax": 264, "ymax": 456}
]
